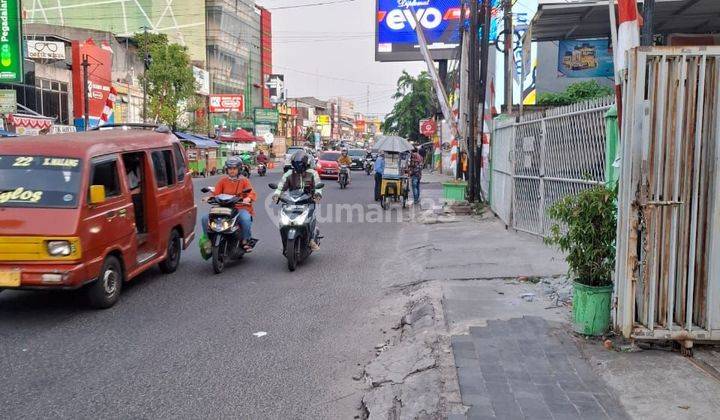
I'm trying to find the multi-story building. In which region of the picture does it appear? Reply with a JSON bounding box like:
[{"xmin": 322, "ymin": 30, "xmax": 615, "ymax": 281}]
[{"xmin": 206, "ymin": 1, "xmax": 262, "ymax": 102}]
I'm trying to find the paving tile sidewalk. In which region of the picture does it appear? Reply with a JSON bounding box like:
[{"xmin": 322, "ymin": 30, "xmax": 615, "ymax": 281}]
[{"xmin": 451, "ymin": 317, "xmax": 629, "ymax": 420}]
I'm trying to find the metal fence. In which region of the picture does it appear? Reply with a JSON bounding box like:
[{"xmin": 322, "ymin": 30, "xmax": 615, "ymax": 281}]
[
  {"xmin": 615, "ymin": 47, "xmax": 720, "ymax": 344},
  {"xmin": 490, "ymin": 97, "xmax": 613, "ymax": 237}
]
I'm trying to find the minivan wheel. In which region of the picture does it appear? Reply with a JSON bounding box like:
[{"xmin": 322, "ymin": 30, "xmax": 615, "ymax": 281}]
[
  {"xmin": 159, "ymin": 230, "xmax": 182, "ymax": 274},
  {"xmin": 86, "ymin": 256, "xmax": 123, "ymax": 309}
]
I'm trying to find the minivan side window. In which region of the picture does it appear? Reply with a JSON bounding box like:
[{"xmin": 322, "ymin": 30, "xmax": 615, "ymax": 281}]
[
  {"xmin": 90, "ymin": 159, "xmax": 121, "ymax": 198},
  {"xmin": 172, "ymin": 143, "xmax": 187, "ymax": 182},
  {"xmin": 151, "ymin": 150, "xmax": 176, "ymax": 188}
]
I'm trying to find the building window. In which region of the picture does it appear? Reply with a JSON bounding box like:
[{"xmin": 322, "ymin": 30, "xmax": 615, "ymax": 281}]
[{"xmin": 0, "ymin": 78, "xmax": 70, "ymax": 125}]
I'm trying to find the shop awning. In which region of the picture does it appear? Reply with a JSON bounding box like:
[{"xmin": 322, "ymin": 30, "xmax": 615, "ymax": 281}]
[
  {"xmin": 531, "ymin": 0, "xmax": 720, "ymax": 42},
  {"xmin": 175, "ymin": 132, "xmax": 219, "ymax": 149},
  {"xmin": 219, "ymin": 128, "xmax": 261, "ymax": 143}
]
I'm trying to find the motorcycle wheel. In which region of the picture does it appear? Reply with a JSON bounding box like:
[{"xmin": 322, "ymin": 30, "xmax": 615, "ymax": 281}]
[
  {"xmin": 286, "ymin": 238, "xmax": 299, "ymax": 271},
  {"xmin": 212, "ymin": 245, "xmax": 225, "ymax": 274}
]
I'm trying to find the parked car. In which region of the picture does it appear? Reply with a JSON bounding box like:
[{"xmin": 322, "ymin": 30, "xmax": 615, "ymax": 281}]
[
  {"xmin": 0, "ymin": 125, "xmax": 197, "ymax": 308},
  {"xmin": 348, "ymin": 149, "xmax": 366, "ymax": 171},
  {"xmin": 315, "ymin": 151, "xmax": 342, "ymax": 179}
]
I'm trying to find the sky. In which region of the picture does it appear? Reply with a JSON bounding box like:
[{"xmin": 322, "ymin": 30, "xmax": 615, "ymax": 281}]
[{"xmin": 259, "ymin": 0, "xmax": 539, "ymax": 118}]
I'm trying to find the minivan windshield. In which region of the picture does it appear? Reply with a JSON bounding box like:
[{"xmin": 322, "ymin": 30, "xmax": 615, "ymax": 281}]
[{"xmin": 0, "ymin": 156, "xmax": 83, "ymax": 208}]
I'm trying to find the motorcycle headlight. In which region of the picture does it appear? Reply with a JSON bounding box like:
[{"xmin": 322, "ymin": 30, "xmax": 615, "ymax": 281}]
[
  {"xmin": 280, "ymin": 212, "xmax": 292, "ymax": 226},
  {"xmin": 223, "ymin": 220, "xmax": 232, "ymax": 231},
  {"xmin": 294, "ymin": 209, "xmax": 310, "ymax": 225},
  {"xmin": 47, "ymin": 240, "xmax": 72, "ymax": 256}
]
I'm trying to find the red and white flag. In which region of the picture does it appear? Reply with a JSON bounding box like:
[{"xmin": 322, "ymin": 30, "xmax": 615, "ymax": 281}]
[
  {"xmin": 99, "ymin": 86, "xmax": 117, "ymax": 125},
  {"xmin": 615, "ymin": 0, "xmax": 642, "ymax": 73}
]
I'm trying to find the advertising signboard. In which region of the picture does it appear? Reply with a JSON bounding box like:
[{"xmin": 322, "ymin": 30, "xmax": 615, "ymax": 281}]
[
  {"xmin": 71, "ymin": 39, "xmax": 113, "ymax": 129},
  {"xmin": 557, "ymin": 39, "xmax": 613, "ymax": 78},
  {"xmin": 192, "ymin": 66, "xmax": 210, "ymax": 95},
  {"xmin": 254, "ymin": 108, "xmax": 279, "ymax": 124},
  {"xmin": 265, "ymin": 74, "xmax": 285, "ymax": 104},
  {"xmin": 27, "ymin": 40, "xmax": 66, "ymax": 60},
  {"xmin": 0, "ymin": 89, "xmax": 17, "ymax": 114},
  {"xmin": 317, "ymin": 115, "xmax": 330, "ymax": 125},
  {"xmin": 419, "ymin": 118, "xmax": 437, "ymax": 137},
  {"xmin": 209, "ymin": 95, "xmax": 244, "ymax": 113},
  {"xmin": 0, "ymin": 0, "xmax": 23, "ymax": 83}
]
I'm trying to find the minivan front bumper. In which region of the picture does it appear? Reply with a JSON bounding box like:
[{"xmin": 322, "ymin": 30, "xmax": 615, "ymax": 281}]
[{"xmin": 0, "ymin": 262, "xmax": 89, "ymax": 290}]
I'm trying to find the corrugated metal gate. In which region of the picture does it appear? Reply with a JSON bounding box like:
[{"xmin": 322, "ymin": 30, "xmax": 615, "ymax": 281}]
[
  {"xmin": 491, "ymin": 98, "xmax": 612, "ymax": 236},
  {"xmin": 615, "ymin": 47, "xmax": 720, "ymax": 344}
]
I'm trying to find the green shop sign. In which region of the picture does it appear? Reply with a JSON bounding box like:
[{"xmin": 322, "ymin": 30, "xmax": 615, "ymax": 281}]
[
  {"xmin": 254, "ymin": 108, "xmax": 279, "ymax": 124},
  {"xmin": 0, "ymin": 0, "xmax": 23, "ymax": 83}
]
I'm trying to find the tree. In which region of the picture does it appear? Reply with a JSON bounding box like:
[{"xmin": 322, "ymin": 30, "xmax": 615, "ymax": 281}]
[
  {"xmin": 133, "ymin": 32, "xmax": 196, "ymax": 130},
  {"xmin": 536, "ymin": 81, "xmax": 614, "ymax": 107},
  {"xmin": 382, "ymin": 71, "xmax": 437, "ymax": 142}
]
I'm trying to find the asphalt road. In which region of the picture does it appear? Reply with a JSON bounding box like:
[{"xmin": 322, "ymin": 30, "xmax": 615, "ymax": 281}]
[{"xmin": 0, "ymin": 170, "xmax": 413, "ymax": 419}]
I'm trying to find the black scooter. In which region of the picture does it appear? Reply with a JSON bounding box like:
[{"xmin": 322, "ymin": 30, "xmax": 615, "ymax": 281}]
[
  {"xmin": 201, "ymin": 187, "xmax": 257, "ymax": 274},
  {"xmin": 257, "ymin": 163, "xmax": 267, "ymax": 176},
  {"xmin": 268, "ymin": 182, "xmax": 324, "ymax": 271}
]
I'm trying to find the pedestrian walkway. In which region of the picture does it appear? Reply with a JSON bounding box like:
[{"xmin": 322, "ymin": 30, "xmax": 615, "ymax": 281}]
[{"xmin": 450, "ymin": 317, "xmax": 629, "ymax": 420}]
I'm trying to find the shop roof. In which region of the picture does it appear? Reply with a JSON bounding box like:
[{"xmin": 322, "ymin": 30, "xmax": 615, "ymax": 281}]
[
  {"xmin": 175, "ymin": 132, "xmax": 219, "ymax": 149},
  {"xmin": 531, "ymin": 0, "xmax": 720, "ymax": 42}
]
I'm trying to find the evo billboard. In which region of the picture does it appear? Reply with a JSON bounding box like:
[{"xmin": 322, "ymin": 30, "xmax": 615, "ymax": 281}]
[
  {"xmin": 71, "ymin": 39, "xmax": 114, "ymax": 130},
  {"xmin": 375, "ymin": 0, "xmax": 463, "ymax": 62},
  {"xmin": 0, "ymin": 0, "xmax": 23, "ymax": 83}
]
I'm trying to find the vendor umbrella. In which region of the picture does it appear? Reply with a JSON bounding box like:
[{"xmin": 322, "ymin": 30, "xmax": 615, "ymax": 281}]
[{"xmin": 373, "ymin": 135, "xmax": 414, "ymax": 153}]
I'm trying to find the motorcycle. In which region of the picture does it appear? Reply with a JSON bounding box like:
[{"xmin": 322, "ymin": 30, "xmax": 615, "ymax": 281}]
[
  {"xmin": 201, "ymin": 187, "xmax": 257, "ymax": 274},
  {"xmin": 338, "ymin": 165, "xmax": 350, "ymax": 189},
  {"xmin": 268, "ymin": 182, "xmax": 324, "ymax": 271},
  {"xmin": 241, "ymin": 164, "xmax": 251, "ymax": 178},
  {"xmin": 364, "ymin": 158, "xmax": 373, "ymax": 175},
  {"xmin": 257, "ymin": 162, "xmax": 267, "ymax": 176}
]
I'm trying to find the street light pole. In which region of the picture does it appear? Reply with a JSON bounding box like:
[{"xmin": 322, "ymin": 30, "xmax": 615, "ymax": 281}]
[
  {"xmin": 503, "ymin": 0, "xmax": 514, "ymax": 112},
  {"xmin": 467, "ymin": 0, "xmax": 479, "ymax": 202},
  {"xmin": 477, "ymin": 0, "xmax": 492, "ymax": 202},
  {"xmin": 141, "ymin": 26, "xmax": 150, "ymax": 124},
  {"xmin": 82, "ymin": 54, "xmax": 90, "ymax": 130}
]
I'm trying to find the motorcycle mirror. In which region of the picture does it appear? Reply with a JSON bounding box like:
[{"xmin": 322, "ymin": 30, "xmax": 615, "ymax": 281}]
[
  {"xmin": 315, "ymin": 183, "xmax": 325, "ymax": 189},
  {"xmin": 242, "ymin": 188, "xmax": 252, "ymax": 194},
  {"xmin": 201, "ymin": 187, "xmax": 214, "ymax": 193},
  {"xmin": 268, "ymin": 183, "xmax": 278, "ymax": 190}
]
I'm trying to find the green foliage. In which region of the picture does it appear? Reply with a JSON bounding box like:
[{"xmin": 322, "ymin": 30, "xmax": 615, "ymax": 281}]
[
  {"xmin": 134, "ymin": 32, "xmax": 197, "ymax": 130},
  {"xmin": 545, "ymin": 186, "xmax": 617, "ymax": 287},
  {"xmin": 382, "ymin": 71, "xmax": 437, "ymax": 142},
  {"xmin": 536, "ymin": 81, "xmax": 614, "ymax": 107}
]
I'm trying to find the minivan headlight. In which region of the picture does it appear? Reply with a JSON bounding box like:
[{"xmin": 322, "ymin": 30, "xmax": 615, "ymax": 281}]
[{"xmin": 47, "ymin": 240, "xmax": 72, "ymax": 256}]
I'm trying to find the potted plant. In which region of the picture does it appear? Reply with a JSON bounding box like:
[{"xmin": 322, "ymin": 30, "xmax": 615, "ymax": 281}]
[
  {"xmin": 546, "ymin": 185, "xmax": 617, "ymax": 336},
  {"xmin": 442, "ymin": 179, "xmax": 468, "ymax": 203}
]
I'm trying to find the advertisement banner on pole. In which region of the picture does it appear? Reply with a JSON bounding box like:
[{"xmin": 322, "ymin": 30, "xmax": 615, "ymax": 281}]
[
  {"xmin": 265, "ymin": 74, "xmax": 285, "ymax": 104},
  {"xmin": 0, "ymin": 0, "xmax": 24, "ymax": 83},
  {"xmin": 192, "ymin": 66, "xmax": 210, "ymax": 95},
  {"xmin": 557, "ymin": 39, "xmax": 614, "ymax": 78},
  {"xmin": 209, "ymin": 95, "xmax": 245, "ymax": 113},
  {"xmin": 0, "ymin": 89, "xmax": 17, "ymax": 114},
  {"xmin": 71, "ymin": 39, "xmax": 114, "ymax": 129}
]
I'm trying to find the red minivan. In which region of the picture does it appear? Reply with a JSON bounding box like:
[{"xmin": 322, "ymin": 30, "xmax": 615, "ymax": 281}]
[{"xmin": 0, "ymin": 126, "xmax": 197, "ymax": 308}]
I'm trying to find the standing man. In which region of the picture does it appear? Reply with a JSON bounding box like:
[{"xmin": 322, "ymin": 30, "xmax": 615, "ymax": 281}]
[
  {"xmin": 408, "ymin": 148, "xmax": 423, "ymax": 204},
  {"xmin": 374, "ymin": 153, "xmax": 385, "ymax": 201}
]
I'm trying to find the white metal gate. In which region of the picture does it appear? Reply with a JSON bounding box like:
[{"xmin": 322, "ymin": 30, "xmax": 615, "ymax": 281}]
[
  {"xmin": 615, "ymin": 47, "xmax": 720, "ymax": 343},
  {"xmin": 492, "ymin": 98, "xmax": 613, "ymax": 236},
  {"xmin": 491, "ymin": 119, "xmax": 515, "ymax": 226}
]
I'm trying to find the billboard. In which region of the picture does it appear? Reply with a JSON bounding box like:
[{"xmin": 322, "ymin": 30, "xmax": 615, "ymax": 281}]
[
  {"xmin": 0, "ymin": 0, "xmax": 23, "ymax": 83},
  {"xmin": 376, "ymin": 0, "xmax": 462, "ymax": 62},
  {"xmin": 27, "ymin": 40, "xmax": 66, "ymax": 61},
  {"xmin": 71, "ymin": 39, "xmax": 114, "ymax": 130},
  {"xmin": 265, "ymin": 74, "xmax": 285, "ymax": 104},
  {"xmin": 209, "ymin": 95, "xmax": 244, "ymax": 113},
  {"xmin": 557, "ymin": 39, "xmax": 613, "ymax": 79},
  {"xmin": 254, "ymin": 108, "xmax": 279, "ymax": 124},
  {"xmin": 192, "ymin": 66, "xmax": 210, "ymax": 96}
]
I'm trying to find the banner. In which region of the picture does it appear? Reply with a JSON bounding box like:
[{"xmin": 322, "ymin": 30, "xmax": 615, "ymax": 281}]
[
  {"xmin": 254, "ymin": 108, "xmax": 279, "ymax": 124},
  {"xmin": 72, "ymin": 39, "xmax": 114, "ymax": 130},
  {"xmin": 193, "ymin": 66, "xmax": 210, "ymax": 96},
  {"xmin": 0, "ymin": 0, "xmax": 23, "ymax": 83},
  {"xmin": 209, "ymin": 95, "xmax": 244, "ymax": 113},
  {"xmin": 265, "ymin": 74, "xmax": 285, "ymax": 104},
  {"xmin": 557, "ymin": 39, "xmax": 613, "ymax": 78}
]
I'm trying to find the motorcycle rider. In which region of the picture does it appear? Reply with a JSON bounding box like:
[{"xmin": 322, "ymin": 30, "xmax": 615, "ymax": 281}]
[
  {"xmin": 256, "ymin": 150, "xmax": 269, "ymax": 165},
  {"xmin": 202, "ymin": 156, "xmax": 257, "ymax": 252},
  {"xmin": 273, "ymin": 150, "xmax": 323, "ymax": 251},
  {"xmin": 337, "ymin": 148, "xmax": 353, "ymax": 184}
]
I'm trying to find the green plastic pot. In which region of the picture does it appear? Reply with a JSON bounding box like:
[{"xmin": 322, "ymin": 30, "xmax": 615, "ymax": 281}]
[
  {"xmin": 442, "ymin": 182, "xmax": 467, "ymax": 202},
  {"xmin": 572, "ymin": 282, "xmax": 613, "ymax": 336}
]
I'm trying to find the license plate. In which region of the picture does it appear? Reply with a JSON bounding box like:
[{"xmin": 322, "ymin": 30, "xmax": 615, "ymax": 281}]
[{"xmin": 0, "ymin": 270, "xmax": 21, "ymax": 287}]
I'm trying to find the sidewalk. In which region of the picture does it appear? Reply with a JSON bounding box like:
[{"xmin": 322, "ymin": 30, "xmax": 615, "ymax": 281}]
[{"xmin": 412, "ymin": 173, "xmax": 720, "ymax": 420}]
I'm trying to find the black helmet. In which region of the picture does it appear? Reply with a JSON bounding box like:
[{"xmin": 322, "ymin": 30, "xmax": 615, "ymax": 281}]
[{"xmin": 291, "ymin": 150, "xmax": 309, "ymax": 174}]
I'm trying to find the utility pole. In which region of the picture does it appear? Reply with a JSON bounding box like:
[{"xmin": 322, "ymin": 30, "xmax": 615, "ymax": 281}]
[
  {"xmin": 141, "ymin": 26, "xmax": 150, "ymax": 124},
  {"xmin": 503, "ymin": 0, "xmax": 513, "ymax": 112},
  {"xmin": 366, "ymin": 85, "xmax": 370, "ymax": 115},
  {"xmin": 641, "ymin": 0, "xmax": 655, "ymax": 46},
  {"xmin": 477, "ymin": 0, "xmax": 492, "ymax": 201},
  {"xmin": 82, "ymin": 54, "xmax": 90, "ymax": 130},
  {"xmin": 467, "ymin": 0, "xmax": 479, "ymax": 202}
]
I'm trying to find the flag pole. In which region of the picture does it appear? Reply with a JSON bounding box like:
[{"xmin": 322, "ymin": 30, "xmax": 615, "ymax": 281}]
[{"xmin": 608, "ymin": 0, "xmax": 623, "ymax": 130}]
